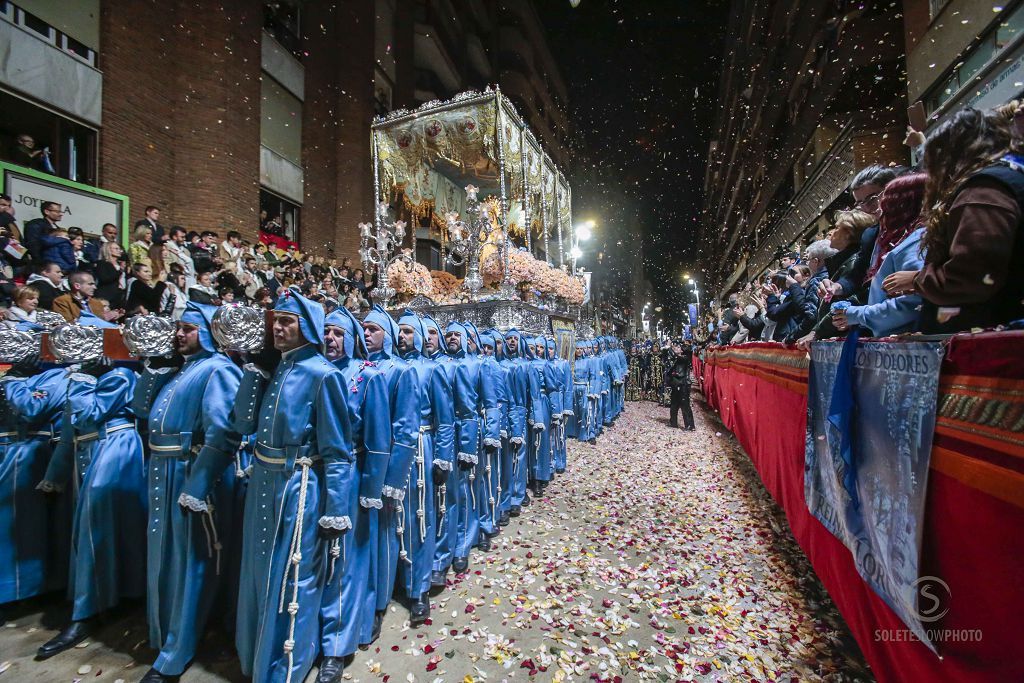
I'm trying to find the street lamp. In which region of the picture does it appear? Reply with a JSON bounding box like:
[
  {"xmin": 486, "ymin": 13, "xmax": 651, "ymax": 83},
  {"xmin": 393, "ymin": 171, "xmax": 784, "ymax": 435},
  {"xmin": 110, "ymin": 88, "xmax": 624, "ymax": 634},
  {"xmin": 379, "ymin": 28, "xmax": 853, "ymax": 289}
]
[
  {"xmin": 686, "ymin": 277, "xmax": 700, "ymax": 321},
  {"xmin": 572, "ymin": 220, "xmax": 594, "ymax": 274}
]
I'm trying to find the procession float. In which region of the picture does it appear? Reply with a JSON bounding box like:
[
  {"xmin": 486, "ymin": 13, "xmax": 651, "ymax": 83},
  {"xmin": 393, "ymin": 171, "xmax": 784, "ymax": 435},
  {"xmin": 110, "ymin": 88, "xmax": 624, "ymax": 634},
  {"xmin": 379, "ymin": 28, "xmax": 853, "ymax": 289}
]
[{"xmin": 362, "ymin": 86, "xmax": 592, "ymax": 353}]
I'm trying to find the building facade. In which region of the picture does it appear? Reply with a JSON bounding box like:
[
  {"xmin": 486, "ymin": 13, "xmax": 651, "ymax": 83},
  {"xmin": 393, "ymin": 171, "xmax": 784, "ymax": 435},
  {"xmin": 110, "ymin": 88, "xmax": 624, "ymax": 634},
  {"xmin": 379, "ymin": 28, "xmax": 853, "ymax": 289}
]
[
  {"xmin": 0, "ymin": 0, "xmax": 568, "ymax": 259},
  {"xmin": 699, "ymin": 0, "xmax": 907, "ymax": 300},
  {"xmin": 904, "ymin": 0, "xmax": 1024, "ymax": 136}
]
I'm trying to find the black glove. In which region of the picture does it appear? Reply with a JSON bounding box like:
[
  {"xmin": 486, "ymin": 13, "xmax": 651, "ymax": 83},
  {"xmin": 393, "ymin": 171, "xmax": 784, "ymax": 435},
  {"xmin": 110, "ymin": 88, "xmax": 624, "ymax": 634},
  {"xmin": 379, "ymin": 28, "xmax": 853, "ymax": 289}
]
[
  {"xmin": 319, "ymin": 524, "xmax": 348, "ymax": 540},
  {"xmin": 8, "ymin": 352, "xmax": 40, "ymax": 378},
  {"xmin": 146, "ymin": 353, "xmax": 184, "ymax": 371},
  {"xmin": 245, "ymin": 345, "xmax": 281, "ymax": 376},
  {"xmin": 80, "ymin": 356, "xmax": 112, "ymax": 378},
  {"xmin": 433, "ymin": 464, "xmax": 450, "ymax": 486},
  {"xmin": 458, "ymin": 458, "xmax": 475, "ymax": 472}
]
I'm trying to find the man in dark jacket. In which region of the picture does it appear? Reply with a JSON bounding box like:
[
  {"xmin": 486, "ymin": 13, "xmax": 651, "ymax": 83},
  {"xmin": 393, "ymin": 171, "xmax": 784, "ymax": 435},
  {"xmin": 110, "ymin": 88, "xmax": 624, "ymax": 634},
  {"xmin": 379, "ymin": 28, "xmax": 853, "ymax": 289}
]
[
  {"xmin": 24, "ymin": 201, "xmax": 64, "ymax": 262},
  {"xmin": 667, "ymin": 341, "xmax": 695, "ymax": 430}
]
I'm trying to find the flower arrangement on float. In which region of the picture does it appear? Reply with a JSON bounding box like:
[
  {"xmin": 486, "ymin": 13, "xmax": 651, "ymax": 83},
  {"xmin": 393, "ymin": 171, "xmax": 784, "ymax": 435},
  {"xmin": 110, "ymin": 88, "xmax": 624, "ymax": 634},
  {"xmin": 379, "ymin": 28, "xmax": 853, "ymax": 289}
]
[
  {"xmin": 387, "ymin": 253, "xmax": 433, "ymax": 297},
  {"xmin": 477, "ymin": 247, "xmax": 584, "ymax": 306}
]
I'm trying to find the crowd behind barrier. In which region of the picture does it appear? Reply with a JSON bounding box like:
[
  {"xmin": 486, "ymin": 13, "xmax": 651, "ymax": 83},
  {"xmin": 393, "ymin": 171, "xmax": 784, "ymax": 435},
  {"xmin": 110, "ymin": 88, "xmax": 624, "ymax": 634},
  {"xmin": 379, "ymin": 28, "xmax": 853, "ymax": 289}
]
[{"xmin": 695, "ymin": 333, "xmax": 1024, "ymax": 683}]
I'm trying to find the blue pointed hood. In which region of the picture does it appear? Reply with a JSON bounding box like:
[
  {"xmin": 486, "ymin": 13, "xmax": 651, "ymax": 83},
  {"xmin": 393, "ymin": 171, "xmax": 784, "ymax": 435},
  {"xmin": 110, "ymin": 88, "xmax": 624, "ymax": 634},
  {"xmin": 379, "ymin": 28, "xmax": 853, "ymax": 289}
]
[
  {"xmin": 324, "ymin": 306, "xmax": 366, "ymax": 359},
  {"xmin": 274, "ymin": 286, "xmax": 325, "ymax": 348},
  {"xmin": 398, "ymin": 309, "xmax": 425, "ymax": 355},
  {"xmin": 421, "ymin": 314, "xmax": 443, "ymax": 356},
  {"xmin": 444, "ymin": 321, "xmax": 468, "ymax": 355},
  {"xmin": 503, "ymin": 328, "xmax": 523, "ymax": 358},
  {"xmin": 463, "ymin": 321, "xmax": 482, "ymax": 355},
  {"xmin": 545, "ymin": 336, "xmax": 556, "ymax": 359},
  {"xmin": 484, "ymin": 328, "xmax": 504, "ymax": 359},
  {"xmin": 363, "ymin": 304, "xmax": 398, "ymax": 356},
  {"xmin": 180, "ymin": 301, "xmax": 218, "ymax": 352}
]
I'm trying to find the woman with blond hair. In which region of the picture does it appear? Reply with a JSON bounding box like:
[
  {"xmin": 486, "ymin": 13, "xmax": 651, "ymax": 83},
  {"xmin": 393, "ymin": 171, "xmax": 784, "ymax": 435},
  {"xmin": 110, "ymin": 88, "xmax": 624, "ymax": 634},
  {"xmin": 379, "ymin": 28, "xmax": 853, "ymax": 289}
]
[
  {"xmin": 4, "ymin": 285, "xmax": 40, "ymax": 327},
  {"xmin": 128, "ymin": 225, "xmax": 153, "ymax": 266}
]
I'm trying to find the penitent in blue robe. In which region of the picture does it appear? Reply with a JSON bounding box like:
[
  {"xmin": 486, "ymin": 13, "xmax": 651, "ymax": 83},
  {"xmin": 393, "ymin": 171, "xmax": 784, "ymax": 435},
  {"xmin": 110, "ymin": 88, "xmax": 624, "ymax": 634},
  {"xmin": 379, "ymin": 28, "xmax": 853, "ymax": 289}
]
[
  {"xmin": 361, "ymin": 307, "xmax": 418, "ymax": 620},
  {"xmin": 132, "ymin": 349, "xmax": 243, "ymax": 677},
  {"xmin": 320, "ymin": 307, "xmax": 392, "ymax": 659},
  {"xmin": 496, "ymin": 335, "xmax": 526, "ymax": 516},
  {"xmin": 41, "ymin": 367, "xmax": 146, "ymax": 622},
  {"xmin": 464, "ymin": 323, "xmax": 501, "ymax": 539},
  {"xmin": 504, "ymin": 330, "xmax": 541, "ymax": 506},
  {"xmin": 397, "ymin": 312, "xmax": 455, "ymax": 601},
  {"xmin": 1, "ymin": 368, "xmax": 70, "ymax": 604},
  {"xmin": 234, "ymin": 342, "xmax": 353, "ymax": 683}
]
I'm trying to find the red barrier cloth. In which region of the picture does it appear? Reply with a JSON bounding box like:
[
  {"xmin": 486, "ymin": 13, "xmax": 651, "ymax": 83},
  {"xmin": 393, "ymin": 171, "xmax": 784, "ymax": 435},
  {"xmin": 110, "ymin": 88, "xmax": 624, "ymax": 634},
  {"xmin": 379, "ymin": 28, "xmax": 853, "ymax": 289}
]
[
  {"xmin": 700, "ymin": 335, "xmax": 1024, "ymax": 683},
  {"xmin": 259, "ymin": 231, "xmax": 298, "ymax": 252}
]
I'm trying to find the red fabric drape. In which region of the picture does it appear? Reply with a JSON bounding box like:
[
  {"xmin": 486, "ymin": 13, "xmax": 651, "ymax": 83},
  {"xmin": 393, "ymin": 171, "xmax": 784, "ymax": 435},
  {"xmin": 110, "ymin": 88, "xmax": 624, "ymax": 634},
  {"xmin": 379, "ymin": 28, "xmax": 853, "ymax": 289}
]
[{"xmin": 699, "ymin": 336, "xmax": 1024, "ymax": 683}]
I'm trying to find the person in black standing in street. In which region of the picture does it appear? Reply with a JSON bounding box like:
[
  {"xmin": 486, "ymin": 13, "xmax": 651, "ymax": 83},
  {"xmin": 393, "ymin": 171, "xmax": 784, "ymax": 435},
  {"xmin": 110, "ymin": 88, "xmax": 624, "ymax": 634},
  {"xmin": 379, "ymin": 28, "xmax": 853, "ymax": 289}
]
[{"xmin": 667, "ymin": 340, "xmax": 695, "ymax": 431}]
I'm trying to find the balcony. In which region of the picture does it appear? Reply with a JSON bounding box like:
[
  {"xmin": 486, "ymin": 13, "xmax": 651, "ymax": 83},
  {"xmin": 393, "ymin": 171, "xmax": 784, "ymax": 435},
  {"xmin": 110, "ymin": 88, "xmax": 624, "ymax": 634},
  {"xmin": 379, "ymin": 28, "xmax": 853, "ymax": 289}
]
[{"xmin": 745, "ymin": 121, "xmax": 857, "ymax": 279}]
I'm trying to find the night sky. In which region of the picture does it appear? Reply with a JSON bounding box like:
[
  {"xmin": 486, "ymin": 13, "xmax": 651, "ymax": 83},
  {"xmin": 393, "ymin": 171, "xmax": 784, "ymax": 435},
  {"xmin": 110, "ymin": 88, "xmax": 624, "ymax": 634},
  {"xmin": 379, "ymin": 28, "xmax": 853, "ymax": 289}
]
[{"xmin": 538, "ymin": 0, "xmax": 728, "ymax": 323}]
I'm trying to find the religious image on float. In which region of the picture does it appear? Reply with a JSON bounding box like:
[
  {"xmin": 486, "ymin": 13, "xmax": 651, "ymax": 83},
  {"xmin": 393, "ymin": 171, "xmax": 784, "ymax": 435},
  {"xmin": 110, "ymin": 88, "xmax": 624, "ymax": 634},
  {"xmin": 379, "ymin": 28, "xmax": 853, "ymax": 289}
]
[{"xmin": 367, "ymin": 87, "xmax": 586, "ymax": 315}]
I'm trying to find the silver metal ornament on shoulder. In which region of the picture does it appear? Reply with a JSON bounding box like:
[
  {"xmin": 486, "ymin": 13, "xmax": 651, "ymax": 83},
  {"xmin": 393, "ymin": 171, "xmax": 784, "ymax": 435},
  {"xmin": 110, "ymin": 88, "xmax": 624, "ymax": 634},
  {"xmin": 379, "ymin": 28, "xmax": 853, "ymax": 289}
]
[
  {"xmin": 0, "ymin": 328, "xmax": 41, "ymax": 363},
  {"xmin": 212, "ymin": 303, "xmax": 266, "ymax": 352},
  {"xmin": 49, "ymin": 323, "xmax": 104, "ymax": 363},
  {"xmin": 34, "ymin": 309, "xmax": 66, "ymax": 330},
  {"xmin": 123, "ymin": 314, "xmax": 176, "ymax": 357}
]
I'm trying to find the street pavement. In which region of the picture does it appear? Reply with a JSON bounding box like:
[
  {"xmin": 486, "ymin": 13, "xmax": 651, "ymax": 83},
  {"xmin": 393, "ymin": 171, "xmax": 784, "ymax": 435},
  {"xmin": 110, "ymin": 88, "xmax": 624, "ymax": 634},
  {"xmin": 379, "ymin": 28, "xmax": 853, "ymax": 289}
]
[{"xmin": 0, "ymin": 397, "xmax": 871, "ymax": 682}]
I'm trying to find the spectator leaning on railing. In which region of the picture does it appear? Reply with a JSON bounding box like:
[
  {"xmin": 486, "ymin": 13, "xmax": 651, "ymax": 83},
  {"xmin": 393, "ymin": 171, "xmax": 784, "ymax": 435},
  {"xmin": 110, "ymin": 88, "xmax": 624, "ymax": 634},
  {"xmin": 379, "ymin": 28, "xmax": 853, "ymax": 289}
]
[{"xmin": 883, "ymin": 102, "xmax": 1024, "ymax": 332}]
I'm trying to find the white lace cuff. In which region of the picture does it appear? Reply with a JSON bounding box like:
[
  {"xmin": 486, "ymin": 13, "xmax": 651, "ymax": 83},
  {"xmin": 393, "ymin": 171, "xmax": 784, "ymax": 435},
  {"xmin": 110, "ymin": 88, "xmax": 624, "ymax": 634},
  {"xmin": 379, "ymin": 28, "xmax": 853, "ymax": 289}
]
[
  {"xmin": 178, "ymin": 493, "xmax": 210, "ymax": 513},
  {"xmin": 532, "ymin": 423, "xmax": 545, "ymax": 432},
  {"xmin": 318, "ymin": 515, "xmax": 352, "ymax": 531},
  {"xmin": 499, "ymin": 430, "xmax": 508, "ymax": 439},
  {"xmin": 36, "ymin": 480, "xmax": 64, "ymax": 493},
  {"xmin": 483, "ymin": 438, "xmax": 501, "ymax": 448},
  {"xmin": 360, "ymin": 497, "xmax": 383, "ymax": 509},
  {"xmin": 601, "ymin": 390, "xmax": 609, "ymax": 395},
  {"xmin": 433, "ymin": 460, "xmax": 452, "ymax": 472},
  {"xmin": 243, "ymin": 363, "xmax": 271, "ymax": 379},
  {"xmin": 458, "ymin": 451, "xmax": 478, "ymax": 465},
  {"xmin": 562, "ymin": 410, "xmax": 574, "ymax": 417},
  {"xmin": 510, "ymin": 437, "xmax": 524, "ymax": 445},
  {"xmin": 382, "ymin": 485, "xmax": 406, "ymax": 501}
]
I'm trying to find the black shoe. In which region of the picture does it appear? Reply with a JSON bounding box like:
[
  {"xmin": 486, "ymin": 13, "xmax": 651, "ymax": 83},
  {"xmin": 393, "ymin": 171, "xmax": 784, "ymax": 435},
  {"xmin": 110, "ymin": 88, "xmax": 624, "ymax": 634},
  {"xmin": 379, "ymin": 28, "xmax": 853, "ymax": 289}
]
[
  {"xmin": 530, "ymin": 481, "xmax": 543, "ymax": 496},
  {"xmin": 370, "ymin": 610, "xmax": 384, "ymax": 643},
  {"xmin": 430, "ymin": 570, "xmax": 447, "ymax": 589},
  {"xmin": 521, "ymin": 493, "xmax": 531, "ymax": 507},
  {"xmin": 452, "ymin": 556, "xmax": 469, "ymax": 574},
  {"xmin": 410, "ymin": 596, "xmax": 430, "ymax": 626},
  {"xmin": 317, "ymin": 656, "xmax": 345, "ymax": 683},
  {"xmin": 498, "ymin": 511, "xmax": 511, "ymax": 526},
  {"xmin": 588, "ymin": 438, "xmax": 597, "ymax": 445},
  {"xmin": 36, "ymin": 620, "xmax": 93, "ymax": 660},
  {"xmin": 510, "ymin": 505, "xmax": 522, "ymax": 517},
  {"xmin": 669, "ymin": 422, "xmax": 678, "ymax": 428},
  {"xmin": 140, "ymin": 667, "xmax": 180, "ymax": 683},
  {"xmin": 556, "ymin": 468, "xmax": 565, "ymax": 474},
  {"xmin": 686, "ymin": 426, "xmax": 696, "ymax": 432},
  {"xmin": 478, "ymin": 535, "xmax": 492, "ymax": 552}
]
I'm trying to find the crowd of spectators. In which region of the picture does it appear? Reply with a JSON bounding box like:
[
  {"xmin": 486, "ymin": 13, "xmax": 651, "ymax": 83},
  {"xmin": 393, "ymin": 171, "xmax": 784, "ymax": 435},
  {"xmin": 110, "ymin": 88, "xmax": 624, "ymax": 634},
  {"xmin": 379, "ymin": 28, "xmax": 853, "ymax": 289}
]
[
  {"xmin": 709, "ymin": 100, "xmax": 1024, "ymax": 347},
  {"xmin": 0, "ymin": 200, "xmax": 376, "ymax": 328}
]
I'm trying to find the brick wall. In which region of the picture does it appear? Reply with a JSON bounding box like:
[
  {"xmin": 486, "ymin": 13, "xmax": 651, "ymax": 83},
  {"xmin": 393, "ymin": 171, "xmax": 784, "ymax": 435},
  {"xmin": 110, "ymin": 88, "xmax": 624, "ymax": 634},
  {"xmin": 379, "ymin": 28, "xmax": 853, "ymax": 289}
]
[
  {"xmin": 100, "ymin": 0, "xmax": 262, "ymax": 243},
  {"xmin": 301, "ymin": 1, "xmax": 376, "ymax": 262}
]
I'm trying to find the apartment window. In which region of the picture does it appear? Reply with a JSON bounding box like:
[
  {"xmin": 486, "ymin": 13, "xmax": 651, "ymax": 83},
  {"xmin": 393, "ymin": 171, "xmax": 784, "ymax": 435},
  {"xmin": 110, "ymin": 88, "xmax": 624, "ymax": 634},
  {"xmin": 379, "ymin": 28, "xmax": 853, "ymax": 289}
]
[
  {"xmin": 260, "ymin": 189, "xmax": 301, "ymax": 245},
  {"xmin": 0, "ymin": 90, "xmax": 97, "ymax": 184},
  {"xmin": 2, "ymin": 2, "xmax": 98, "ymax": 66},
  {"xmin": 929, "ymin": 0, "xmax": 951, "ymax": 19},
  {"xmin": 260, "ymin": 76, "xmax": 302, "ymax": 166},
  {"xmin": 924, "ymin": 3, "xmax": 1024, "ymax": 116},
  {"xmin": 263, "ymin": 1, "xmax": 302, "ymax": 59}
]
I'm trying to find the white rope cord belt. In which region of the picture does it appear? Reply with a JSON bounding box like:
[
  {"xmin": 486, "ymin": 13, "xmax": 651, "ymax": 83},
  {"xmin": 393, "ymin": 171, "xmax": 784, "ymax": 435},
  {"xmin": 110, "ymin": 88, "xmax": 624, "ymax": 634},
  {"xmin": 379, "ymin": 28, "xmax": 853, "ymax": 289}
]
[{"xmin": 279, "ymin": 456, "xmax": 314, "ymax": 683}]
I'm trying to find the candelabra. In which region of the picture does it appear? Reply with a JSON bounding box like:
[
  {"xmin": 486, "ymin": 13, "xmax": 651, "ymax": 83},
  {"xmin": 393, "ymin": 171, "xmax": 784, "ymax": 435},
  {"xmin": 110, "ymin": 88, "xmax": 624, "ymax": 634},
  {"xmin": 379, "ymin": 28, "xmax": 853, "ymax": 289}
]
[
  {"xmin": 359, "ymin": 201, "xmax": 414, "ymax": 307},
  {"xmin": 444, "ymin": 185, "xmax": 501, "ymax": 299}
]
